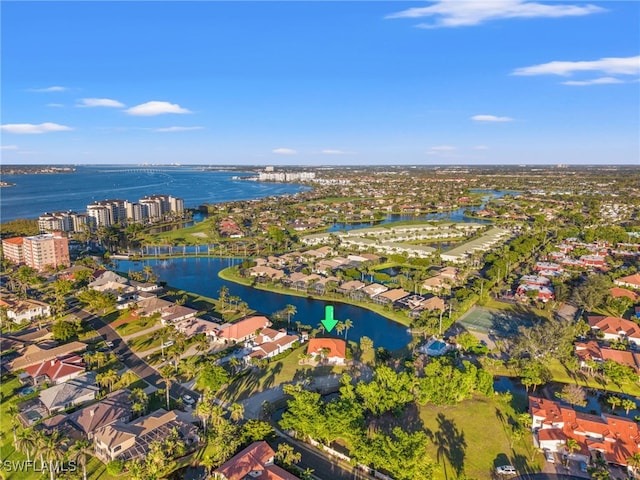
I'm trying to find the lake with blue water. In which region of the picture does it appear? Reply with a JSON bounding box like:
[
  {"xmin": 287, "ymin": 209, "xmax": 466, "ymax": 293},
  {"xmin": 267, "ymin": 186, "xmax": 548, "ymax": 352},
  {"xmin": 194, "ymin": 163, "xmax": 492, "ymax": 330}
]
[
  {"xmin": 1, "ymin": 165, "xmax": 309, "ymax": 222},
  {"xmin": 114, "ymin": 257, "xmax": 413, "ymax": 351}
]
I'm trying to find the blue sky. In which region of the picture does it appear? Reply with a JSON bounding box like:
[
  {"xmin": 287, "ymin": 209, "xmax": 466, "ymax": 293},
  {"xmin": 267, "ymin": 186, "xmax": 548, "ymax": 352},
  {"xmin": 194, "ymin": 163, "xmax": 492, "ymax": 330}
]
[{"xmin": 1, "ymin": 1, "xmax": 638, "ymax": 165}]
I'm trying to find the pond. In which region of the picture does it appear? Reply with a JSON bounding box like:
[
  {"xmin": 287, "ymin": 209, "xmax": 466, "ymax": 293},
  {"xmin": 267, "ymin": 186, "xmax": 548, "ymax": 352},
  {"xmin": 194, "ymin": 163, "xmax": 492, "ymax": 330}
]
[{"xmin": 114, "ymin": 257, "xmax": 413, "ymax": 351}]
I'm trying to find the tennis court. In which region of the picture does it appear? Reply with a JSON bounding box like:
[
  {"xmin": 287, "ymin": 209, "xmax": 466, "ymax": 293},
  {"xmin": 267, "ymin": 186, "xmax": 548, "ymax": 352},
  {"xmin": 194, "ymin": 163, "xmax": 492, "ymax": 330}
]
[{"xmin": 458, "ymin": 306, "xmax": 535, "ymax": 336}]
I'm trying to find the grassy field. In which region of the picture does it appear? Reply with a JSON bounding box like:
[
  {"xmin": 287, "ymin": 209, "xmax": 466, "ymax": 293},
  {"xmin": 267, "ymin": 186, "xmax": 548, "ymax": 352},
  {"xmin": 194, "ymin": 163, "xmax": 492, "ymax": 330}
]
[
  {"xmin": 0, "ymin": 376, "xmax": 117, "ymax": 480},
  {"xmin": 220, "ymin": 346, "xmax": 347, "ymax": 402},
  {"xmin": 127, "ymin": 332, "xmax": 162, "ymax": 353},
  {"xmin": 114, "ymin": 313, "xmax": 160, "ymax": 336},
  {"xmin": 418, "ymin": 394, "xmax": 543, "ymax": 480},
  {"xmin": 218, "ymin": 267, "xmax": 413, "ymax": 327}
]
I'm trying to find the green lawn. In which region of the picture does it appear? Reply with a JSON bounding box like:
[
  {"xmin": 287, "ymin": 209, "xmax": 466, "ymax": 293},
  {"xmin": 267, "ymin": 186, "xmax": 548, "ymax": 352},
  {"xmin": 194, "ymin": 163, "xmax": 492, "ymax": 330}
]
[
  {"xmin": 220, "ymin": 346, "xmax": 347, "ymax": 402},
  {"xmin": 418, "ymin": 394, "xmax": 543, "ymax": 480},
  {"xmin": 127, "ymin": 333, "xmax": 162, "ymax": 353},
  {"xmin": 115, "ymin": 315, "xmax": 160, "ymax": 336}
]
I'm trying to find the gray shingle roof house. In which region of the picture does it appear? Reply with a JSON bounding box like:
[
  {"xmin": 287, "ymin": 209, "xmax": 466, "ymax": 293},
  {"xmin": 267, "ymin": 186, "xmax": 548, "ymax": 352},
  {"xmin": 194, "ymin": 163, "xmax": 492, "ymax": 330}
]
[{"xmin": 39, "ymin": 372, "xmax": 99, "ymax": 414}]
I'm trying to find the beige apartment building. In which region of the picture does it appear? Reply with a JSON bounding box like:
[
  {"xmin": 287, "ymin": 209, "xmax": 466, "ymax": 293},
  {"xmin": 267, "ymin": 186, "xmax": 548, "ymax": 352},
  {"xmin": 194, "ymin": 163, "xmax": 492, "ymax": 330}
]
[{"xmin": 2, "ymin": 232, "xmax": 70, "ymax": 271}]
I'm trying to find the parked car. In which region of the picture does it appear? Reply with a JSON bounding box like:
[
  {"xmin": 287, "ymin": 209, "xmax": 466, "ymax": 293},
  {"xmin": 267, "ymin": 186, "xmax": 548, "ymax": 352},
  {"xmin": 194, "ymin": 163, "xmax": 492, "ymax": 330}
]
[
  {"xmin": 162, "ymin": 340, "xmax": 175, "ymax": 348},
  {"xmin": 496, "ymin": 465, "xmax": 517, "ymax": 475},
  {"xmin": 545, "ymin": 450, "xmax": 555, "ymax": 463},
  {"xmin": 579, "ymin": 461, "xmax": 588, "ymax": 473},
  {"xmin": 182, "ymin": 394, "xmax": 195, "ymax": 406},
  {"xmin": 105, "ymin": 341, "xmax": 114, "ymax": 348}
]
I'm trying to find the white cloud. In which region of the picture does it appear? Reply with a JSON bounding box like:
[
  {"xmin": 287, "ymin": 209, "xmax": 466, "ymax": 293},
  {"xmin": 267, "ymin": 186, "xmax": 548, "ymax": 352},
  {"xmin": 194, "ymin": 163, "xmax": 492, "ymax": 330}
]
[
  {"xmin": 28, "ymin": 86, "xmax": 68, "ymax": 93},
  {"xmin": 387, "ymin": 0, "xmax": 604, "ymax": 28},
  {"xmin": 125, "ymin": 101, "xmax": 192, "ymax": 116},
  {"xmin": 473, "ymin": 145, "xmax": 490, "ymax": 150},
  {"xmin": 513, "ymin": 56, "xmax": 640, "ymax": 77},
  {"xmin": 77, "ymin": 98, "xmax": 125, "ymax": 108},
  {"xmin": 0, "ymin": 145, "xmax": 19, "ymax": 150},
  {"xmin": 154, "ymin": 126, "xmax": 205, "ymax": 132},
  {"xmin": 562, "ymin": 77, "xmax": 625, "ymax": 86},
  {"xmin": 0, "ymin": 123, "xmax": 73, "ymax": 134},
  {"xmin": 471, "ymin": 114, "xmax": 514, "ymax": 122},
  {"xmin": 47, "ymin": 103, "xmax": 64, "ymax": 108},
  {"xmin": 321, "ymin": 149, "xmax": 355, "ymax": 155},
  {"xmin": 427, "ymin": 145, "xmax": 457, "ymax": 156},
  {"xmin": 272, "ymin": 148, "xmax": 298, "ymax": 155}
]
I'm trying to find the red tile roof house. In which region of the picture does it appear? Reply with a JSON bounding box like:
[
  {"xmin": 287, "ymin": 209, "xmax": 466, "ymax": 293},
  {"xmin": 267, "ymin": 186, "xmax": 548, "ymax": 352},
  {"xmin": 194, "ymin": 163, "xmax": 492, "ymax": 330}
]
[
  {"xmin": 588, "ymin": 315, "xmax": 640, "ymax": 347},
  {"xmin": 23, "ymin": 354, "xmax": 85, "ymax": 385},
  {"xmin": 609, "ymin": 287, "xmax": 639, "ymax": 302},
  {"xmin": 575, "ymin": 342, "xmax": 640, "ymax": 379},
  {"xmin": 307, "ymin": 338, "xmax": 347, "ymax": 365},
  {"xmin": 217, "ymin": 315, "xmax": 272, "ymax": 344},
  {"xmin": 214, "ymin": 441, "xmax": 300, "ymax": 480},
  {"xmin": 529, "ymin": 396, "xmax": 640, "ymax": 472},
  {"xmin": 615, "ymin": 273, "xmax": 640, "ymax": 290}
]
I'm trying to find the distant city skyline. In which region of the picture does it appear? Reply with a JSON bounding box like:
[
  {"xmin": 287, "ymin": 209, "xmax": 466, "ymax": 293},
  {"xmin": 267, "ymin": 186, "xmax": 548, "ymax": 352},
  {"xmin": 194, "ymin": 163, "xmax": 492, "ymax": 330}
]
[{"xmin": 1, "ymin": 1, "xmax": 638, "ymax": 165}]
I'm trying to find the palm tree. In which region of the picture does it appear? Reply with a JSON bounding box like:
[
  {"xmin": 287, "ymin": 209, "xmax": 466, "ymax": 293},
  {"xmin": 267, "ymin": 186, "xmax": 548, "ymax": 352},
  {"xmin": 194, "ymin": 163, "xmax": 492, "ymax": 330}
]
[
  {"xmin": 96, "ymin": 369, "xmax": 118, "ymax": 393},
  {"xmin": 69, "ymin": 439, "xmax": 93, "ymax": 480},
  {"xmin": 628, "ymin": 452, "xmax": 640, "ymax": 479},
  {"xmin": 607, "ymin": 395, "xmax": 622, "ymax": 412},
  {"xmin": 6, "ymin": 405, "xmax": 18, "ymax": 446},
  {"xmin": 229, "ymin": 403, "xmax": 244, "ymax": 423},
  {"xmin": 565, "ymin": 438, "xmax": 579, "ymax": 458},
  {"xmin": 159, "ymin": 365, "xmax": 176, "ymax": 410},
  {"xmin": 335, "ymin": 321, "xmax": 345, "ymax": 337},
  {"xmin": 284, "ymin": 304, "xmax": 297, "ymax": 329},
  {"xmin": 621, "ymin": 398, "xmax": 637, "ymax": 415},
  {"xmin": 343, "ymin": 318, "xmax": 354, "ymax": 342},
  {"xmin": 15, "ymin": 429, "xmax": 36, "ymax": 462},
  {"xmin": 195, "ymin": 400, "xmax": 213, "ymax": 435},
  {"xmin": 40, "ymin": 430, "xmax": 68, "ymax": 480}
]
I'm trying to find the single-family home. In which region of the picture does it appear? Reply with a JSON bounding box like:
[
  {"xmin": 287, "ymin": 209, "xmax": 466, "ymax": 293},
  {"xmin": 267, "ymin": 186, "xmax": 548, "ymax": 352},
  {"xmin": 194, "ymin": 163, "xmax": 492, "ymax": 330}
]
[
  {"xmin": 0, "ymin": 297, "xmax": 51, "ymax": 325},
  {"xmin": 68, "ymin": 389, "xmax": 133, "ymax": 439},
  {"xmin": 614, "ymin": 273, "xmax": 640, "ymax": 290},
  {"xmin": 174, "ymin": 317, "xmax": 220, "ymax": 338},
  {"xmin": 247, "ymin": 328, "xmax": 299, "ymax": 361},
  {"xmin": 529, "ymin": 396, "xmax": 640, "ymax": 470},
  {"xmin": 361, "ymin": 283, "xmax": 388, "ymax": 299},
  {"xmin": 10, "ymin": 341, "xmax": 87, "ymax": 371},
  {"xmin": 160, "ymin": 304, "xmax": 198, "ymax": 324},
  {"xmin": 39, "ymin": 372, "xmax": 99, "ymax": 414},
  {"xmin": 214, "ymin": 441, "xmax": 300, "ymax": 480},
  {"xmin": 94, "ymin": 408, "xmax": 199, "ymax": 463},
  {"xmin": 609, "ymin": 287, "xmax": 639, "ymax": 301},
  {"xmin": 307, "ymin": 338, "xmax": 346, "ymax": 365},
  {"xmin": 373, "ymin": 288, "xmax": 409, "ymax": 305},
  {"xmin": 24, "ymin": 354, "xmax": 85, "ymax": 385},
  {"xmin": 588, "ymin": 315, "xmax": 640, "ymax": 346},
  {"xmin": 217, "ymin": 316, "xmax": 272, "ymax": 344}
]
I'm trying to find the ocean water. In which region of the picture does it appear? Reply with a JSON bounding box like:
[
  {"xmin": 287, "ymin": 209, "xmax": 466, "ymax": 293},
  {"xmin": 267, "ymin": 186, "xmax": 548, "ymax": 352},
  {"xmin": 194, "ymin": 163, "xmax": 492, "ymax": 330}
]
[{"xmin": 0, "ymin": 165, "xmax": 310, "ymax": 222}]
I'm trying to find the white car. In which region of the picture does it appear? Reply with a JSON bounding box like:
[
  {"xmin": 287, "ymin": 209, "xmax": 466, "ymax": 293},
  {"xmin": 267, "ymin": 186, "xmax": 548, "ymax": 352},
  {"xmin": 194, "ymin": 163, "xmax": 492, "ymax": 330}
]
[
  {"xmin": 545, "ymin": 451, "xmax": 555, "ymax": 463},
  {"xmin": 105, "ymin": 341, "xmax": 114, "ymax": 348},
  {"xmin": 496, "ymin": 465, "xmax": 517, "ymax": 475},
  {"xmin": 182, "ymin": 394, "xmax": 195, "ymax": 405}
]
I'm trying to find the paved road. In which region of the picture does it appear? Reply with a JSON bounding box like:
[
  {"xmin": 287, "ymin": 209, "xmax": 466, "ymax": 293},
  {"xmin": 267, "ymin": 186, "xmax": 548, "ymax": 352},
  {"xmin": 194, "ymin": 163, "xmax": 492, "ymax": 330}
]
[{"xmin": 75, "ymin": 308, "xmax": 200, "ymax": 403}]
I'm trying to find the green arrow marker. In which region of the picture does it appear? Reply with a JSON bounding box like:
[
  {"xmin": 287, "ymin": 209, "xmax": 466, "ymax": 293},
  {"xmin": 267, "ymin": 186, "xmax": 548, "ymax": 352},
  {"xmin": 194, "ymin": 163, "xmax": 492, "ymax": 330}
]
[{"xmin": 321, "ymin": 305, "xmax": 339, "ymax": 333}]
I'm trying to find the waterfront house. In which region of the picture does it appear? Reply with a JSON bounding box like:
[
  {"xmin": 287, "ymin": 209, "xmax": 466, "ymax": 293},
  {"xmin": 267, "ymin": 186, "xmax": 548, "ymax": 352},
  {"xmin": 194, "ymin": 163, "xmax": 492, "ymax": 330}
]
[
  {"xmin": 173, "ymin": 317, "xmax": 220, "ymax": 338},
  {"xmin": 374, "ymin": 288, "xmax": 409, "ymax": 305},
  {"xmin": 307, "ymin": 338, "xmax": 346, "ymax": 365},
  {"xmin": 214, "ymin": 441, "xmax": 300, "ymax": 480},
  {"xmin": 246, "ymin": 328, "xmax": 299, "ymax": 361},
  {"xmin": 609, "ymin": 287, "xmax": 639, "ymax": 301},
  {"xmin": 93, "ymin": 408, "xmax": 199, "ymax": 462}
]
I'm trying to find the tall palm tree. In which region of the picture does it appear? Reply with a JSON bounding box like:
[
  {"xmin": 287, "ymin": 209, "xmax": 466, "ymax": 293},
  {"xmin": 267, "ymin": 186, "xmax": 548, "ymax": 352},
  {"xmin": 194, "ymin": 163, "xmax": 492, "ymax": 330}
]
[
  {"xmin": 15, "ymin": 429, "xmax": 36, "ymax": 462},
  {"xmin": 69, "ymin": 439, "xmax": 93, "ymax": 480},
  {"xmin": 159, "ymin": 365, "xmax": 176, "ymax": 410},
  {"xmin": 343, "ymin": 318, "xmax": 354, "ymax": 342},
  {"xmin": 335, "ymin": 321, "xmax": 345, "ymax": 337},
  {"xmin": 229, "ymin": 403, "xmax": 244, "ymax": 423},
  {"xmin": 40, "ymin": 430, "xmax": 68, "ymax": 480},
  {"xmin": 284, "ymin": 304, "xmax": 297, "ymax": 329},
  {"xmin": 195, "ymin": 400, "xmax": 213, "ymax": 435},
  {"xmin": 6, "ymin": 405, "xmax": 19, "ymax": 446},
  {"xmin": 96, "ymin": 369, "xmax": 118, "ymax": 393}
]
